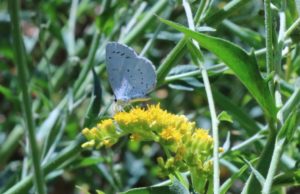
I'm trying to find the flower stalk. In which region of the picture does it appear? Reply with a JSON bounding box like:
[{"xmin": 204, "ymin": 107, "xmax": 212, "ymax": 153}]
[{"xmin": 8, "ymin": 1, "xmax": 46, "ymax": 194}]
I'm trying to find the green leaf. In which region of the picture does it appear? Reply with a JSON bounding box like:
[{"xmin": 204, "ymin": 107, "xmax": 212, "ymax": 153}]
[
  {"xmin": 220, "ymin": 163, "xmax": 249, "ymax": 194},
  {"xmin": 168, "ymin": 64, "xmax": 199, "ymax": 77},
  {"xmin": 76, "ymin": 157, "xmax": 105, "ymax": 168},
  {"xmin": 159, "ymin": 17, "xmax": 277, "ymax": 118},
  {"xmin": 169, "ymin": 77, "xmax": 204, "ymax": 91},
  {"xmin": 222, "ymin": 20, "xmax": 265, "ymax": 49},
  {"xmin": 157, "ymin": 38, "xmax": 187, "ymax": 85},
  {"xmin": 91, "ymin": 68, "xmax": 102, "ymax": 112},
  {"xmin": 83, "ymin": 68, "xmax": 102, "ymax": 127},
  {"xmin": 203, "ymin": 0, "xmax": 251, "ymax": 27},
  {"xmin": 0, "ymin": 85, "xmax": 17, "ymax": 102},
  {"xmin": 119, "ymin": 179, "xmax": 189, "ymax": 194},
  {"xmin": 273, "ymin": 169, "xmax": 300, "ymax": 187},
  {"xmin": 212, "ymin": 90, "xmax": 260, "ymax": 136},
  {"xmin": 169, "ymin": 83, "xmax": 195, "ymax": 91},
  {"xmin": 278, "ymin": 88, "xmax": 300, "ymax": 120},
  {"xmin": 165, "ymin": 64, "xmax": 226, "ymax": 83},
  {"xmin": 277, "ymin": 109, "xmax": 299, "ymax": 142},
  {"xmin": 190, "ymin": 166, "xmax": 208, "ymax": 193},
  {"xmin": 218, "ymin": 111, "xmax": 233, "ymax": 123},
  {"xmin": 241, "ymin": 157, "xmax": 265, "ymax": 187}
]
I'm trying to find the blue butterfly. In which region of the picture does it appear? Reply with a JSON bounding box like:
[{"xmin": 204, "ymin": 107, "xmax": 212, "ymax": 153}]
[{"xmin": 106, "ymin": 42, "xmax": 156, "ymax": 103}]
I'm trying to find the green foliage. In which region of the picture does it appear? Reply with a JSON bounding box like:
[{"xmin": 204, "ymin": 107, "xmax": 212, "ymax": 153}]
[
  {"xmin": 1, "ymin": 0, "xmax": 300, "ymax": 194},
  {"xmin": 159, "ymin": 17, "xmax": 277, "ymax": 118},
  {"xmin": 119, "ymin": 179, "xmax": 189, "ymax": 194}
]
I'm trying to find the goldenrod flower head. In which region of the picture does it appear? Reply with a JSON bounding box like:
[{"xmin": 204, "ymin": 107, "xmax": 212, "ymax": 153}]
[
  {"xmin": 160, "ymin": 127, "xmax": 182, "ymax": 143},
  {"xmin": 81, "ymin": 104, "xmax": 217, "ymax": 177}
]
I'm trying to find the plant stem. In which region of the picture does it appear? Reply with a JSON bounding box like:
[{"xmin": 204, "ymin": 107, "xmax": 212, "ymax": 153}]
[
  {"xmin": 194, "ymin": 0, "xmax": 209, "ymax": 26},
  {"xmin": 245, "ymin": 130, "xmax": 276, "ymax": 193},
  {"xmin": 8, "ymin": 1, "xmax": 46, "ymax": 193},
  {"xmin": 264, "ymin": 0, "xmax": 274, "ymax": 92},
  {"xmin": 182, "ymin": 0, "xmax": 220, "ymax": 193},
  {"xmin": 284, "ymin": 17, "xmax": 300, "ymax": 39},
  {"xmin": 262, "ymin": 138, "xmax": 284, "ymax": 194},
  {"xmin": 3, "ymin": 135, "xmax": 85, "ymax": 194},
  {"xmin": 202, "ymin": 69, "xmax": 220, "ymax": 193},
  {"xmin": 156, "ymin": 38, "xmax": 188, "ymax": 85}
]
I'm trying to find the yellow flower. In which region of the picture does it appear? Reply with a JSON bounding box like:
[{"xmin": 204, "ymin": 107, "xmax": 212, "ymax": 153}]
[
  {"xmin": 81, "ymin": 104, "xmax": 218, "ymax": 177},
  {"xmin": 81, "ymin": 140, "xmax": 95, "ymax": 148},
  {"xmin": 160, "ymin": 127, "xmax": 182, "ymax": 143},
  {"xmin": 101, "ymin": 119, "xmax": 114, "ymax": 131}
]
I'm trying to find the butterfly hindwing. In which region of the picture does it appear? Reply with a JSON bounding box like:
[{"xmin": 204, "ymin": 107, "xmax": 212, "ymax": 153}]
[{"xmin": 105, "ymin": 42, "xmax": 156, "ymax": 102}]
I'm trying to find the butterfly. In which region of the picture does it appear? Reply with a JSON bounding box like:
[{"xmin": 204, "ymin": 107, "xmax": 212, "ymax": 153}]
[{"xmin": 105, "ymin": 42, "xmax": 156, "ymax": 104}]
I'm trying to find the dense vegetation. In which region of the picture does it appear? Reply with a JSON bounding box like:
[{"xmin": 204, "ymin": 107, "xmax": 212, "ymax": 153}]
[{"xmin": 1, "ymin": 0, "xmax": 300, "ymax": 194}]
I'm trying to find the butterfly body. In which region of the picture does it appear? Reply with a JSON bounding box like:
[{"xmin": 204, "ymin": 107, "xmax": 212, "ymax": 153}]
[{"xmin": 106, "ymin": 42, "xmax": 156, "ymax": 103}]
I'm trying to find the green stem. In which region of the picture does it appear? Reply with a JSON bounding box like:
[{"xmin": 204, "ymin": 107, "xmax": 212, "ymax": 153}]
[
  {"xmin": 262, "ymin": 138, "xmax": 284, "ymax": 194},
  {"xmin": 3, "ymin": 135, "xmax": 85, "ymax": 194},
  {"xmin": 122, "ymin": 0, "xmax": 168, "ymax": 45},
  {"xmin": 156, "ymin": 38, "xmax": 187, "ymax": 85},
  {"xmin": 264, "ymin": 0, "xmax": 274, "ymax": 92},
  {"xmin": 284, "ymin": 17, "xmax": 300, "ymax": 39},
  {"xmin": 194, "ymin": 0, "xmax": 208, "ymax": 26},
  {"xmin": 245, "ymin": 130, "xmax": 276, "ymax": 193},
  {"xmin": 182, "ymin": 0, "xmax": 220, "ymax": 193},
  {"xmin": 202, "ymin": 70, "xmax": 220, "ymax": 194},
  {"xmin": 8, "ymin": 1, "xmax": 46, "ymax": 194}
]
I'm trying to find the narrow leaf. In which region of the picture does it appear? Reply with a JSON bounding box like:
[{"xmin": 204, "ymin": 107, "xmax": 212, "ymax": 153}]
[
  {"xmin": 213, "ymin": 90, "xmax": 260, "ymax": 136},
  {"xmin": 120, "ymin": 179, "xmax": 189, "ymax": 194},
  {"xmin": 241, "ymin": 157, "xmax": 266, "ymax": 187},
  {"xmin": 273, "ymin": 170, "xmax": 300, "ymax": 187},
  {"xmin": 277, "ymin": 109, "xmax": 299, "ymax": 142},
  {"xmin": 220, "ymin": 163, "xmax": 249, "ymax": 194},
  {"xmin": 84, "ymin": 68, "xmax": 102, "ymax": 127},
  {"xmin": 159, "ymin": 17, "xmax": 277, "ymax": 118}
]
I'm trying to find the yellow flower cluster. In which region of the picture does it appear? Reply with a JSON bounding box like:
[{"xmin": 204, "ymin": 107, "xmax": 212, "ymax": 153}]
[{"xmin": 82, "ymin": 104, "xmax": 214, "ymax": 175}]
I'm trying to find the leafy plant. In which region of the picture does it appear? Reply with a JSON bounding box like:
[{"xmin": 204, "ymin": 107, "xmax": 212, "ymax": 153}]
[{"xmin": 1, "ymin": 0, "xmax": 300, "ymax": 194}]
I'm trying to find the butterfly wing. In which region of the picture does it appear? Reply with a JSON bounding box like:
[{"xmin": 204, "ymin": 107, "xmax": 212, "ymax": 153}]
[
  {"xmin": 106, "ymin": 42, "xmax": 136, "ymax": 100},
  {"xmin": 106, "ymin": 42, "xmax": 156, "ymax": 101},
  {"xmin": 122, "ymin": 56, "xmax": 156, "ymax": 100}
]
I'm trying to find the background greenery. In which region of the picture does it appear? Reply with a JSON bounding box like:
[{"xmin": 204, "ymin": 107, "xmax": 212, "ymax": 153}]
[{"xmin": 0, "ymin": 0, "xmax": 300, "ymax": 193}]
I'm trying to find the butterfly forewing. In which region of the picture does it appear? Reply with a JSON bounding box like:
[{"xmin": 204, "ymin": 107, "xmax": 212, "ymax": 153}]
[{"xmin": 105, "ymin": 42, "xmax": 156, "ymax": 102}]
